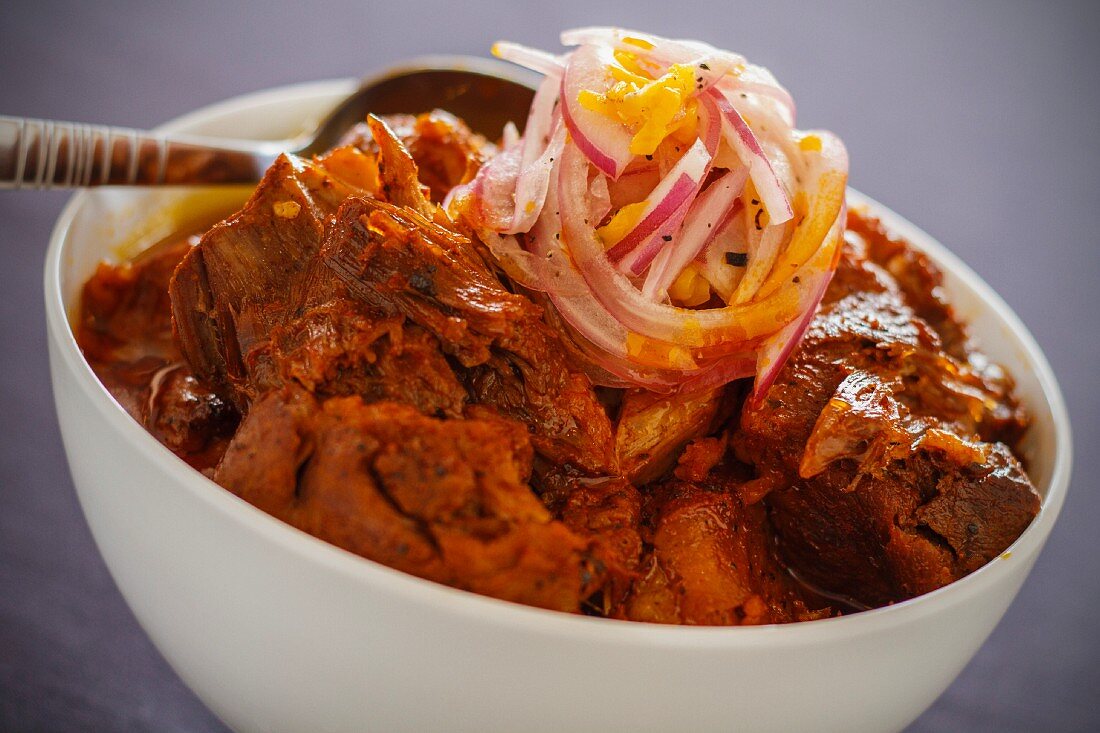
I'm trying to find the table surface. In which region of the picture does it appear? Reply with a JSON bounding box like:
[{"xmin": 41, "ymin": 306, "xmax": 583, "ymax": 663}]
[{"xmin": 2, "ymin": 1, "xmax": 1098, "ymax": 731}]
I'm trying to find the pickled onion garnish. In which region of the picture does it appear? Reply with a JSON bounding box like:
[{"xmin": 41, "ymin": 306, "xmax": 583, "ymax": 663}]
[
  {"xmin": 450, "ymin": 28, "xmax": 848, "ymax": 394},
  {"xmin": 559, "ymin": 44, "xmax": 636, "ymax": 178},
  {"xmin": 607, "ymin": 135, "xmax": 712, "ymax": 273},
  {"xmin": 491, "ymin": 41, "xmax": 564, "ymax": 76},
  {"xmin": 642, "ymin": 164, "xmax": 748, "ymax": 301}
]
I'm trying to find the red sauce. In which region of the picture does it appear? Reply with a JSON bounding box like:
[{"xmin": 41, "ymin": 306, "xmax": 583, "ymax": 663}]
[{"xmin": 77, "ymin": 229, "xmax": 239, "ymax": 472}]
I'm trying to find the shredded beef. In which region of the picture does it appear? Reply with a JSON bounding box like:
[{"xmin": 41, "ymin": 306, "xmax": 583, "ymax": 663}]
[{"xmin": 78, "ymin": 110, "xmax": 1040, "ymax": 622}]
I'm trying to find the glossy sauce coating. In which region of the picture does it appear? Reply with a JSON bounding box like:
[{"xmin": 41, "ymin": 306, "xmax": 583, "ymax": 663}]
[{"xmin": 76, "ymin": 112, "xmax": 1039, "ymax": 622}]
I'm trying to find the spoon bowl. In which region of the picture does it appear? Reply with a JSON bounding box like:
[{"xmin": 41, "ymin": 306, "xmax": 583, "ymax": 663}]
[{"xmin": 298, "ymin": 55, "xmax": 538, "ymax": 154}]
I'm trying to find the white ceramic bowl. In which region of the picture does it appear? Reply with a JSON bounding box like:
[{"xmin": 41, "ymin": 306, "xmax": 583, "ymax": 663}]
[{"xmin": 45, "ymin": 80, "xmax": 1071, "ymax": 733}]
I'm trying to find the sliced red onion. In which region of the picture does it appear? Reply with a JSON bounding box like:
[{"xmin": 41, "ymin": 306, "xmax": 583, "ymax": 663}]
[
  {"xmin": 587, "ymin": 172, "xmax": 612, "ymax": 224},
  {"xmin": 690, "ymin": 54, "xmax": 742, "ymax": 94},
  {"xmin": 526, "ymin": 167, "xmax": 703, "ymax": 386},
  {"xmin": 696, "ymin": 94, "xmax": 724, "ymax": 152},
  {"xmin": 506, "ymin": 123, "xmax": 565, "ymax": 233},
  {"xmin": 446, "ymin": 151, "xmax": 553, "ymax": 288},
  {"xmin": 514, "ymin": 71, "xmax": 560, "ymax": 177},
  {"xmin": 751, "ymin": 208, "xmax": 845, "ymax": 400},
  {"xmin": 526, "ymin": 164, "xmax": 632, "ymax": 358},
  {"xmin": 560, "ymin": 44, "xmax": 635, "ymax": 178},
  {"xmin": 607, "ymin": 162, "xmax": 659, "ymax": 209},
  {"xmin": 559, "ymin": 144, "xmax": 822, "ymax": 349},
  {"xmin": 469, "ymin": 139, "xmax": 523, "ymax": 231},
  {"xmin": 531, "ymin": 162, "xmax": 738, "ymax": 387},
  {"xmin": 607, "ymin": 127, "xmax": 717, "ymax": 263},
  {"xmin": 504, "ymin": 72, "xmax": 561, "ymax": 232},
  {"xmin": 732, "ymin": 221, "xmax": 789, "ymax": 304},
  {"xmin": 709, "ymin": 90, "xmax": 793, "ymax": 225},
  {"xmin": 606, "ymin": 167, "xmax": 696, "ymax": 262},
  {"xmin": 751, "ymin": 267, "xmax": 830, "ymax": 401},
  {"xmin": 560, "ymin": 27, "xmax": 746, "ymax": 72},
  {"xmin": 675, "ymin": 352, "xmax": 757, "ymax": 394},
  {"xmin": 641, "ymin": 165, "xmax": 748, "ymax": 300},
  {"xmin": 451, "ymin": 73, "xmax": 565, "ymax": 236},
  {"xmin": 718, "ymin": 63, "xmax": 796, "ymax": 125},
  {"xmin": 561, "ymin": 27, "xmax": 793, "ymax": 131},
  {"xmin": 484, "ymin": 233, "xmax": 555, "ymax": 289},
  {"xmin": 614, "ymin": 193, "xmax": 694, "ymax": 277},
  {"xmin": 753, "ymin": 131, "xmax": 849, "ymax": 299},
  {"xmin": 608, "ymin": 105, "xmax": 720, "ymax": 274},
  {"xmin": 492, "ymin": 41, "xmax": 565, "ymax": 76},
  {"xmin": 697, "ymin": 210, "xmax": 747, "ymax": 300},
  {"xmin": 722, "ymin": 80, "xmax": 796, "ymax": 127}
]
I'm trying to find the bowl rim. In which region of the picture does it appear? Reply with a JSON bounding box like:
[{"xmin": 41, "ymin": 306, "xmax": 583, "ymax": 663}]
[{"xmin": 44, "ymin": 77, "xmax": 1073, "ymax": 647}]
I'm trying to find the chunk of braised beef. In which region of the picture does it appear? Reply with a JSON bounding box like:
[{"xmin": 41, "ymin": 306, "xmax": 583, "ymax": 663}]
[
  {"xmin": 555, "ymin": 475, "xmax": 644, "ymax": 613},
  {"xmin": 271, "ymin": 303, "xmax": 468, "ymax": 418},
  {"xmin": 170, "ymin": 153, "xmax": 370, "ymax": 408},
  {"xmin": 734, "ymin": 214, "xmax": 1040, "ymax": 608},
  {"xmin": 338, "ymin": 109, "xmax": 493, "ymax": 202},
  {"xmin": 319, "ymin": 195, "xmax": 616, "ymax": 473},
  {"xmin": 215, "ymin": 388, "xmax": 604, "ymax": 612}
]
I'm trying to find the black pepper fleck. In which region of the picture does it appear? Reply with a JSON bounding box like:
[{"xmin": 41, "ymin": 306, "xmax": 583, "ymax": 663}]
[{"xmin": 408, "ymin": 271, "xmax": 436, "ymax": 296}]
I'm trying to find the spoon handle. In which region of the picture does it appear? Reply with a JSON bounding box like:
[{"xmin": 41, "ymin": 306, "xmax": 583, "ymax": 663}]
[{"xmin": 0, "ymin": 116, "xmax": 278, "ymax": 189}]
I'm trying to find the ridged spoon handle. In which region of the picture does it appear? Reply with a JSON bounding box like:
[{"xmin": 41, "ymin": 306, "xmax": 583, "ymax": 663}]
[{"xmin": 0, "ymin": 115, "xmax": 281, "ymax": 189}]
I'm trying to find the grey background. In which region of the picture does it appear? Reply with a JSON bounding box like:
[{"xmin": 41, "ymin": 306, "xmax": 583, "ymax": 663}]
[{"xmin": 1, "ymin": 0, "xmax": 1097, "ymax": 730}]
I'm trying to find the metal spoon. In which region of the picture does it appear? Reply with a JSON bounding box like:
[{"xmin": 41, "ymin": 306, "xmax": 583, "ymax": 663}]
[{"xmin": 0, "ymin": 56, "xmax": 536, "ymax": 190}]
